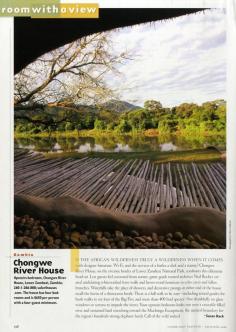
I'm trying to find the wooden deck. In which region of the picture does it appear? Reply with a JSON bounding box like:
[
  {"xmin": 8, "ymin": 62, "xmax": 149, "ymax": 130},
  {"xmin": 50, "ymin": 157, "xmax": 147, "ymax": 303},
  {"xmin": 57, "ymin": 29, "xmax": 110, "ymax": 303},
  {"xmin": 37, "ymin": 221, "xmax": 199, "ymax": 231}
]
[{"xmin": 14, "ymin": 150, "xmax": 226, "ymax": 214}]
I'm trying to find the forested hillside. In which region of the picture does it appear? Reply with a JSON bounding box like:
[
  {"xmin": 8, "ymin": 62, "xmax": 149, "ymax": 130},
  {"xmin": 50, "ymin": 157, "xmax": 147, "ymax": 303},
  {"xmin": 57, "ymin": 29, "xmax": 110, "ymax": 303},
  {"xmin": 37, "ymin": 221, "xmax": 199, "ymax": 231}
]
[{"xmin": 14, "ymin": 99, "xmax": 226, "ymax": 137}]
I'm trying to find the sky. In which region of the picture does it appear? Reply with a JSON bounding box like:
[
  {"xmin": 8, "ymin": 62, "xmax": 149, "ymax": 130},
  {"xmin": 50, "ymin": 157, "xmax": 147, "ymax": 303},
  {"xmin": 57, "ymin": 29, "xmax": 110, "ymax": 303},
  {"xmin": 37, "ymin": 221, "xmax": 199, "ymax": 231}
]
[{"xmin": 107, "ymin": 9, "xmax": 226, "ymax": 108}]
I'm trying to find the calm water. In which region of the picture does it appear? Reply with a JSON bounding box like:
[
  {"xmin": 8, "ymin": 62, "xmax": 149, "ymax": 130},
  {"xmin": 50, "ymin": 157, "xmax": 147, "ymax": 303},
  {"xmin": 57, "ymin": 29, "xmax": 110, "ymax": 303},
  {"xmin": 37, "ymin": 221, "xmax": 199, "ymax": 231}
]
[{"xmin": 15, "ymin": 135, "xmax": 226, "ymax": 154}]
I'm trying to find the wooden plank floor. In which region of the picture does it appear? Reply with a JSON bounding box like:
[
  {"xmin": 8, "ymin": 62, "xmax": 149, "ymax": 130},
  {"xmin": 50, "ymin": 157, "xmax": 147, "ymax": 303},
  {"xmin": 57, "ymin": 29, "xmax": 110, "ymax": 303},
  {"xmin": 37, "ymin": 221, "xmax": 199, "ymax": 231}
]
[{"xmin": 14, "ymin": 150, "xmax": 226, "ymax": 214}]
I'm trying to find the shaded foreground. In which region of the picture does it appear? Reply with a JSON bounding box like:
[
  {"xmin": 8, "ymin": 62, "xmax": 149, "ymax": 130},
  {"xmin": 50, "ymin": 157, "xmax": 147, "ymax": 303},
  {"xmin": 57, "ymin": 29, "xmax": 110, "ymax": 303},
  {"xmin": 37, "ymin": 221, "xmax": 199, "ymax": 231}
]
[
  {"xmin": 15, "ymin": 195, "xmax": 226, "ymax": 248},
  {"xmin": 14, "ymin": 214, "xmax": 224, "ymax": 249}
]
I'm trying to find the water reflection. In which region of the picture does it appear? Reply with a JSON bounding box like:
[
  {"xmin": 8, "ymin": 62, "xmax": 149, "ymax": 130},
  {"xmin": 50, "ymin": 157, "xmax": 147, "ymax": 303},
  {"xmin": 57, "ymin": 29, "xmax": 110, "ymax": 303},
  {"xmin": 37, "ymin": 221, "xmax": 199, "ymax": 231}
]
[
  {"xmin": 93, "ymin": 144, "xmax": 105, "ymax": 152},
  {"xmin": 18, "ymin": 143, "xmax": 35, "ymax": 151},
  {"xmin": 53, "ymin": 143, "xmax": 62, "ymax": 150},
  {"xmin": 160, "ymin": 142, "xmax": 178, "ymax": 152},
  {"xmin": 114, "ymin": 144, "xmax": 132, "ymax": 152},
  {"xmin": 15, "ymin": 135, "xmax": 225, "ymax": 154},
  {"xmin": 75, "ymin": 143, "xmax": 105, "ymax": 153}
]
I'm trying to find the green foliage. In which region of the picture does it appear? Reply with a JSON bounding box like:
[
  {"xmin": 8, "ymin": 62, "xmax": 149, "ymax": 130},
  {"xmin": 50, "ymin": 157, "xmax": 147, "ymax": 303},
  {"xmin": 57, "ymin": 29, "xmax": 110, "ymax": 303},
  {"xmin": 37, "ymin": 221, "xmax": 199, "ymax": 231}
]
[
  {"xmin": 94, "ymin": 118, "xmax": 106, "ymax": 130},
  {"xmin": 116, "ymin": 119, "xmax": 132, "ymax": 133},
  {"xmin": 14, "ymin": 99, "xmax": 226, "ymax": 137},
  {"xmin": 65, "ymin": 122, "xmax": 75, "ymax": 131}
]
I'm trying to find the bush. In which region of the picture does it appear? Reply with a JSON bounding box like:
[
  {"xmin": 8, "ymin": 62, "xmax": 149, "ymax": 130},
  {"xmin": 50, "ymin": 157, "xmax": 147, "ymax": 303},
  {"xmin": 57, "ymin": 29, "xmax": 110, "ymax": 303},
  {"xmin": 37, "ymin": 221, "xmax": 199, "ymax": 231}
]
[
  {"xmin": 94, "ymin": 118, "xmax": 106, "ymax": 130},
  {"xmin": 116, "ymin": 119, "xmax": 132, "ymax": 133}
]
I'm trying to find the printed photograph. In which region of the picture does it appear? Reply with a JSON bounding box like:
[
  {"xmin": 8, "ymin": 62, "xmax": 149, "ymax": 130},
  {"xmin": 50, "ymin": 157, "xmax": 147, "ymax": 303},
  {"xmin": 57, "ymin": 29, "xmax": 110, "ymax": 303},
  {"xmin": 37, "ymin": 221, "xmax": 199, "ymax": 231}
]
[{"xmin": 14, "ymin": 8, "xmax": 226, "ymax": 249}]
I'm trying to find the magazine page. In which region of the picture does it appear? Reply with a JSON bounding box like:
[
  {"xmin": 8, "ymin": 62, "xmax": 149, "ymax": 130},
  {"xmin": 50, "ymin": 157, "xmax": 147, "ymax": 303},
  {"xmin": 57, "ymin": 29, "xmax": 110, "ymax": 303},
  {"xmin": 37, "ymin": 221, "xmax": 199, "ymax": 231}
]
[{"xmin": 0, "ymin": 0, "xmax": 235, "ymax": 331}]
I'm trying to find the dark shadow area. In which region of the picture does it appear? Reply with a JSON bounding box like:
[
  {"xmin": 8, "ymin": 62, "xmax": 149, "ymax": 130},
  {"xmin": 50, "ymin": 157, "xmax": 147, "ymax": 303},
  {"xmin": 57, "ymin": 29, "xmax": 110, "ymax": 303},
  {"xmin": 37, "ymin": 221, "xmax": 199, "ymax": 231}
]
[{"xmin": 14, "ymin": 8, "xmax": 202, "ymax": 73}]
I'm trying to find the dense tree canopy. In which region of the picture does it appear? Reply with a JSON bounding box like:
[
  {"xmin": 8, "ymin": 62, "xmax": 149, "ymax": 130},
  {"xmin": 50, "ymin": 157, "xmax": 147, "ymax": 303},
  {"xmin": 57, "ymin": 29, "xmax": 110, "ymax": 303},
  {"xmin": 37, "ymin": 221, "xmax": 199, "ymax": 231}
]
[{"xmin": 15, "ymin": 99, "xmax": 226, "ymax": 137}]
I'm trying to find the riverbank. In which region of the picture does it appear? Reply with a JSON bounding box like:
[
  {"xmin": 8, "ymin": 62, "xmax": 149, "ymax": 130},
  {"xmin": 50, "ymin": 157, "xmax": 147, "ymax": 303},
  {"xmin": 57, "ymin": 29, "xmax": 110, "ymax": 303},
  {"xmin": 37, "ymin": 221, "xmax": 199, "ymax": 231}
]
[
  {"xmin": 43, "ymin": 148, "xmax": 225, "ymax": 163},
  {"xmin": 15, "ymin": 128, "xmax": 226, "ymax": 139}
]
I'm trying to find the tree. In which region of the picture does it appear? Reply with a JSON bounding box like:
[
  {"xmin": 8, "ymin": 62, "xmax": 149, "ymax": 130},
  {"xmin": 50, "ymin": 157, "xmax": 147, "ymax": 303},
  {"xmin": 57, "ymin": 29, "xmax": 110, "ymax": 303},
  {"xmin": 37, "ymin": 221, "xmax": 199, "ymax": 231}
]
[
  {"xmin": 84, "ymin": 113, "xmax": 95, "ymax": 129},
  {"xmin": 175, "ymin": 103, "xmax": 199, "ymax": 119},
  {"xmin": 14, "ymin": 32, "xmax": 128, "ymax": 110},
  {"xmin": 116, "ymin": 119, "xmax": 132, "ymax": 133},
  {"xmin": 143, "ymin": 100, "xmax": 167, "ymax": 121},
  {"xmin": 94, "ymin": 118, "xmax": 106, "ymax": 130},
  {"xmin": 65, "ymin": 122, "xmax": 75, "ymax": 131},
  {"xmin": 144, "ymin": 100, "xmax": 162, "ymax": 111}
]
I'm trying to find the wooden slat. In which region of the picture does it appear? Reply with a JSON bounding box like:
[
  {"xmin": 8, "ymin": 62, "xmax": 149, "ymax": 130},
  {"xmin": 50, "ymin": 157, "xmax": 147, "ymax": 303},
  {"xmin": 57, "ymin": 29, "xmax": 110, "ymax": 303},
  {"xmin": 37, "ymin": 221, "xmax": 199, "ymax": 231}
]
[
  {"xmin": 191, "ymin": 163, "xmax": 212, "ymax": 208},
  {"xmin": 180, "ymin": 164, "xmax": 194, "ymax": 206},
  {"xmin": 93, "ymin": 161, "xmax": 133, "ymax": 206},
  {"xmin": 182, "ymin": 164, "xmax": 200, "ymax": 207},
  {"xmin": 104, "ymin": 160, "xmax": 137, "ymax": 210},
  {"xmin": 14, "ymin": 150, "xmax": 226, "ymax": 214}
]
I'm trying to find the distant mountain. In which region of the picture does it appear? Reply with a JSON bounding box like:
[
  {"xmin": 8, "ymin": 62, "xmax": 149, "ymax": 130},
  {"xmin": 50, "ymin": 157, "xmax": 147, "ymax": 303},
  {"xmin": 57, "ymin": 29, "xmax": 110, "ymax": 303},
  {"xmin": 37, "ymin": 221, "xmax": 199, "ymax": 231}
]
[{"xmin": 101, "ymin": 99, "xmax": 141, "ymax": 113}]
